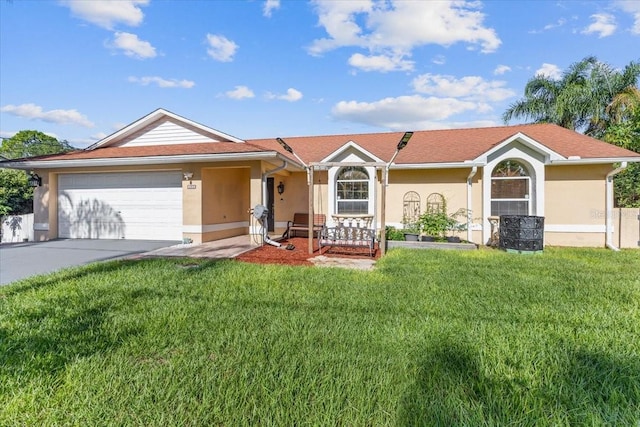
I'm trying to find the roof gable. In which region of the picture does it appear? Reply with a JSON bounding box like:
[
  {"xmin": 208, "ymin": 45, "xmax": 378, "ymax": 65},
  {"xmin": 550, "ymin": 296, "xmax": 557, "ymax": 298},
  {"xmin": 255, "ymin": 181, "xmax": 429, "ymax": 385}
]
[
  {"xmin": 89, "ymin": 108, "xmax": 244, "ymax": 150},
  {"xmin": 320, "ymin": 141, "xmax": 384, "ymax": 164},
  {"xmin": 473, "ymin": 132, "xmax": 564, "ymax": 164}
]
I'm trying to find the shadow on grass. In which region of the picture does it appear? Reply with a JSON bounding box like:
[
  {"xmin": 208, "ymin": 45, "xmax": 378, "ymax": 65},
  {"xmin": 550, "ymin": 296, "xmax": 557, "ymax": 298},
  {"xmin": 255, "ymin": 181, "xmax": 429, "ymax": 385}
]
[
  {"xmin": 1, "ymin": 259, "xmax": 141, "ymax": 297},
  {"xmin": 0, "ymin": 258, "xmax": 237, "ymax": 381},
  {"xmin": 399, "ymin": 338, "xmax": 640, "ymax": 425},
  {"xmin": 0, "ymin": 260, "xmax": 166, "ymax": 379}
]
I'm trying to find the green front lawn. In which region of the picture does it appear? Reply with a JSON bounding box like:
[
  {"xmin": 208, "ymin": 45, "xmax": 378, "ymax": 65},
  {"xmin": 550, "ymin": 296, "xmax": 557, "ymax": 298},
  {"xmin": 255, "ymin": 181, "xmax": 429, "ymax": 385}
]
[{"xmin": 1, "ymin": 248, "xmax": 639, "ymax": 426}]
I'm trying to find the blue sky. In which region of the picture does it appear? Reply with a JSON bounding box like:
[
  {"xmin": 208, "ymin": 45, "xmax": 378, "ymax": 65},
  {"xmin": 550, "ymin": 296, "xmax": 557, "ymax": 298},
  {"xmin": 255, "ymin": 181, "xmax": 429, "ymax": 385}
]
[{"xmin": 1, "ymin": 0, "xmax": 638, "ymax": 148}]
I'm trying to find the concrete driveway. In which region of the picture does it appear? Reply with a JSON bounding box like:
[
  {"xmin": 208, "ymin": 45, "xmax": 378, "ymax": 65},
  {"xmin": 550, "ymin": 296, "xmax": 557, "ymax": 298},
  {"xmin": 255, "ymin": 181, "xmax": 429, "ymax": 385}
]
[{"xmin": 0, "ymin": 239, "xmax": 178, "ymax": 286}]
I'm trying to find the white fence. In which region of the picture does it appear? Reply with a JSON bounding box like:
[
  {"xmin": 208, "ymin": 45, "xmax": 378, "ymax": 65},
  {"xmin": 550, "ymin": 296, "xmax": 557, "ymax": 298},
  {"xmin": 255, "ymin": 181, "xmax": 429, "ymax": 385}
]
[{"xmin": 1, "ymin": 213, "xmax": 34, "ymax": 243}]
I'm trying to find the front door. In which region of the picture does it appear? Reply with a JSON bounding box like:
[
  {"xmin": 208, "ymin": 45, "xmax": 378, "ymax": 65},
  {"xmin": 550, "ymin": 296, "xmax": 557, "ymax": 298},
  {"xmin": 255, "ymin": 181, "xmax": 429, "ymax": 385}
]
[{"xmin": 267, "ymin": 177, "xmax": 275, "ymax": 232}]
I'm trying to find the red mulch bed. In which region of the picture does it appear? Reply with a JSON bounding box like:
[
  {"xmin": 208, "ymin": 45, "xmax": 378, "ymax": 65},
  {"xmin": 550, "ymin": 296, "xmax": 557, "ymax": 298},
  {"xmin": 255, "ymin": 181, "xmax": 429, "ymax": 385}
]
[{"xmin": 235, "ymin": 237, "xmax": 380, "ymax": 266}]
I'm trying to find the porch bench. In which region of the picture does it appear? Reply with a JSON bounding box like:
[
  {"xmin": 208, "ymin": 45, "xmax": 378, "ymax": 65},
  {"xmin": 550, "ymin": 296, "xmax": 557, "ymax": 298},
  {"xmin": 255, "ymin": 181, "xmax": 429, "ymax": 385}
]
[
  {"xmin": 319, "ymin": 226, "xmax": 376, "ymax": 257},
  {"xmin": 283, "ymin": 213, "xmax": 326, "ymax": 239}
]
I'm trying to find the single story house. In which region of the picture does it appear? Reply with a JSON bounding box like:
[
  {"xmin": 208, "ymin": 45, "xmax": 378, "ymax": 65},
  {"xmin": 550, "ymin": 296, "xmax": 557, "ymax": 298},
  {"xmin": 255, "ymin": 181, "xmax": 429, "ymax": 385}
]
[{"xmin": 2, "ymin": 108, "xmax": 639, "ymax": 250}]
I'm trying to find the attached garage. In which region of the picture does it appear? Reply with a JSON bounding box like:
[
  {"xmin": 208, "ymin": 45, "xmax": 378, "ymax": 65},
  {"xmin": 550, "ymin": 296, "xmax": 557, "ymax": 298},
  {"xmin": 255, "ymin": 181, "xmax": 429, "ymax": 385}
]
[{"xmin": 58, "ymin": 171, "xmax": 182, "ymax": 240}]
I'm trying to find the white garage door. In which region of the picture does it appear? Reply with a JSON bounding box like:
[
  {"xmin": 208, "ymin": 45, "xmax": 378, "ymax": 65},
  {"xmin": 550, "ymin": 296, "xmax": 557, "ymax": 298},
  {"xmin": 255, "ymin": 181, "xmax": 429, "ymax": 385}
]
[{"xmin": 58, "ymin": 171, "xmax": 182, "ymax": 240}]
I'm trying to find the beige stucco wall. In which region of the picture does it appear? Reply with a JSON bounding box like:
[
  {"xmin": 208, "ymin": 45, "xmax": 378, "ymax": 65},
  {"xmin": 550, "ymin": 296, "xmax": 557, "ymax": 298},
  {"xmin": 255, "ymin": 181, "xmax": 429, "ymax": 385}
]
[
  {"xmin": 385, "ymin": 168, "xmax": 480, "ymax": 225},
  {"xmin": 385, "ymin": 168, "xmax": 484, "ymax": 243},
  {"xmin": 32, "ymin": 161, "xmax": 264, "ymax": 244},
  {"xmin": 269, "ymin": 171, "xmax": 326, "ymax": 236},
  {"xmin": 185, "ymin": 161, "xmax": 262, "ymax": 244},
  {"xmin": 31, "ymin": 159, "xmax": 630, "ymax": 249},
  {"xmin": 544, "ymin": 164, "xmax": 610, "ymax": 247}
]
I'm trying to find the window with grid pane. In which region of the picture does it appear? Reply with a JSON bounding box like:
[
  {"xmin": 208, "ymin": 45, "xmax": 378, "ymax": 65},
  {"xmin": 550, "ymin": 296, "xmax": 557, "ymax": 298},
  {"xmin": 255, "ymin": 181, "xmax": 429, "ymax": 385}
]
[
  {"xmin": 491, "ymin": 160, "xmax": 530, "ymax": 216},
  {"xmin": 336, "ymin": 166, "xmax": 369, "ymax": 214}
]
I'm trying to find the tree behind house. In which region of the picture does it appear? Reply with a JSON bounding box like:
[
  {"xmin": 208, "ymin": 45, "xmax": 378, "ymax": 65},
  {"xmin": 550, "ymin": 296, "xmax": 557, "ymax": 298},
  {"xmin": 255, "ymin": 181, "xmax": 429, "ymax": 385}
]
[
  {"xmin": 0, "ymin": 131, "xmax": 75, "ymax": 215},
  {"xmin": 503, "ymin": 56, "xmax": 640, "ymax": 207}
]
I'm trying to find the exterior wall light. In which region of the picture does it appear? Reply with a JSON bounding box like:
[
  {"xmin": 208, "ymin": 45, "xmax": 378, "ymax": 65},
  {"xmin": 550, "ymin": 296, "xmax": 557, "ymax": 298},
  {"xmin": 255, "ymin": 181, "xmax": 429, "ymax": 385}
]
[
  {"xmin": 277, "ymin": 181, "xmax": 285, "ymax": 195},
  {"xmin": 28, "ymin": 173, "xmax": 42, "ymax": 187},
  {"xmin": 183, "ymin": 171, "xmax": 193, "ymax": 181}
]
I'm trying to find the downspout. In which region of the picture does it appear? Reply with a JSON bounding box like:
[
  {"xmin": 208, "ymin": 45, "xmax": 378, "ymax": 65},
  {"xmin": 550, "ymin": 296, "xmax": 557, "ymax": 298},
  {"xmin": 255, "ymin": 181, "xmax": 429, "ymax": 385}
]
[
  {"xmin": 466, "ymin": 166, "xmax": 478, "ymax": 243},
  {"xmin": 385, "ymin": 149, "xmax": 402, "ymax": 187},
  {"xmin": 605, "ymin": 161, "xmax": 627, "ymax": 251},
  {"xmin": 262, "ymin": 160, "xmax": 288, "ymax": 206}
]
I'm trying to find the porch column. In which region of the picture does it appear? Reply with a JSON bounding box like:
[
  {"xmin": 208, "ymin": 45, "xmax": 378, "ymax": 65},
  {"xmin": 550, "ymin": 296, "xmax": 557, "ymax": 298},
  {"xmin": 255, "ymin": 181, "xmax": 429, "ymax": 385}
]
[
  {"xmin": 380, "ymin": 167, "xmax": 387, "ymax": 255},
  {"xmin": 182, "ymin": 168, "xmax": 203, "ymax": 244},
  {"xmin": 249, "ymin": 162, "xmax": 263, "ymax": 245},
  {"xmin": 308, "ymin": 167, "xmax": 314, "ymax": 254}
]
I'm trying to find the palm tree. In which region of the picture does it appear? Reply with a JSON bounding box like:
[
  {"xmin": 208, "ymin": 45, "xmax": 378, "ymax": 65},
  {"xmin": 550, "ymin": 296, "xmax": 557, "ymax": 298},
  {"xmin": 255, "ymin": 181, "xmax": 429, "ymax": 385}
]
[{"xmin": 503, "ymin": 56, "xmax": 640, "ymax": 138}]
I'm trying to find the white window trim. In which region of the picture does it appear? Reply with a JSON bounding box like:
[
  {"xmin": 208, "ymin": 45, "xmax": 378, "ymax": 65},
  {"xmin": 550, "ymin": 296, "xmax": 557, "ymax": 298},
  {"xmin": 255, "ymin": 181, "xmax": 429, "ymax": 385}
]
[
  {"xmin": 328, "ymin": 165, "xmax": 376, "ymax": 226},
  {"xmin": 482, "ymin": 150, "xmax": 545, "ymax": 244},
  {"xmin": 490, "ymin": 175, "xmax": 532, "ymax": 216}
]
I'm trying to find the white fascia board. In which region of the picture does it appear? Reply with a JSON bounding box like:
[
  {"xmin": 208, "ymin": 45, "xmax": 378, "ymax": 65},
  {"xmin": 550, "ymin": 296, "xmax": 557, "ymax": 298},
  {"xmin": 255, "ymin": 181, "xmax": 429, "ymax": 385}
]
[
  {"xmin": 549, "ymin": 157, "xmax": 640, "ymax": 165},
  {"xmin": 320, "ymin": 140, "xmax": 384, "ymax": 163},
  {"xmin": 88, "ymin": 108, "xmax": 244, "ymax": 150},
  {"xmin": 390, "ymin": 161, "xmax": 484, "ymax": 170},
  {"xmin": 473, "ymin": 132, "xmax": 564, "ymax": 164},
  {"xmin": 1, "ymin": 152, "xmax": 292, "ymax": 170}
]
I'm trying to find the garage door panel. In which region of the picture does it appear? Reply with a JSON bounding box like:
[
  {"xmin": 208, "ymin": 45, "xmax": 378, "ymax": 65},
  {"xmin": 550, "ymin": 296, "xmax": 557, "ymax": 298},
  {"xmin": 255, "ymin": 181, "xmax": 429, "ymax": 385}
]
[{"xmin": 58, "ymin": 172, "xmax": 182, "ymax": 240}]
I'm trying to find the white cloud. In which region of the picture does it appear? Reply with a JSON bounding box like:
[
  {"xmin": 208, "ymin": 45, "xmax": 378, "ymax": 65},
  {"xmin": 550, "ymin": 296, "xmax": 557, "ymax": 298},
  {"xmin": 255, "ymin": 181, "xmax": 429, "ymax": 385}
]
[
  {"xmin": 1, "ymin": 103, "xmax": 94, "ymax": 127},
  {"xmin": 582, "ymin": 13, "xmax": 617, "ymax": 37},
  {"xmin": 263, "ymin": 0, "xmax": 280, "ymax": 17},
  {"xmin": 615, "ymin": 0, "xmax": 640, "ymax": 34},
  {"xmin": 128, "ymin": 76, "xmax": 195, "ymax": 88},
  {"xmin": 535, "ymin": 63, "xmax": 562, "ymax": 80},
  {"xmin": 544, "ymin": 18, "xmax": 567, "ymax": 31},
  {"xmin": 108, "ymin": 32, "xmax": 156, "ymax": 59},
  {"xmin": 266, "ymin": 88, "xmax": 303, "ymax": 102},
  {"xmin": 206, "ymin": 34, "xmax": 238, "ymax": 62},
  {"xmin": 494, "ymin": 65, "xmax": 511, "ymax": 75},
  {"xmin": 348, "ymin": 53, "xmax": 413, "ymax": 72},
  {"xmin": 309, "ymin": 0, "xmax": 500, "ymax": 72},
  {"xmin": 331, "ymin": 95, "xmax": 478, "ymax": 130},
  {"xmin": 529, "ymin": 18, "xmax": 568, "ymax": 34},
  {"xmin": 432, "ymin": 55, "xmax": 446, "ymax": 65},
  {"xmin": 60, "ymin": 0, "xmax": 148, "ymax": 30},
  {"xmin": 224, "ymin": 86, "xmax": 255, "ymax": 100},
  {"xmin": 412, "ymin": 74, "xmax": 515, "ymax": 102}
]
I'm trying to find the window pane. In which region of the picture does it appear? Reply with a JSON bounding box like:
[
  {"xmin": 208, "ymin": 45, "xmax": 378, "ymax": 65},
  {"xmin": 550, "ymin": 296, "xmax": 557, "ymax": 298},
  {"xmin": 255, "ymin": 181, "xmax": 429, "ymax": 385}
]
[
  {"xmin": 492, "ymin": 179, "xmax": 528, "ymax": 199},
  {"xmin": 337, "ymin": 200, "xmax": 368, "ymax": 214},
  {"xmin": 491, "ymin": 200, "xmax": 529, "ymax": 216},
  {"xmin": 336, "ymin": 167, "xmax": 369, "ymax": 213},
  {"xmin": 337, "ymin": 166, "xmax": 368, "ymax": 180},
  {"xmin": 492, "ymin": 160, "xmax": 528, "ymax": 177}
]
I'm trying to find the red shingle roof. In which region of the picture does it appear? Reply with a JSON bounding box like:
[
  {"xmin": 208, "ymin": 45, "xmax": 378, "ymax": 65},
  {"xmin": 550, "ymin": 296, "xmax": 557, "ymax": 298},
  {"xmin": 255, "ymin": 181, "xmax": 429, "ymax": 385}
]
[
  {"xmin": 17, "ymin": 142, "xmax": 273, "ymax": 161},
  {"xmin": 249, "ymin": 123, "xmax": 639, "ymax": 164},
  {"xmin": 7, "ymin": 123, "xmax": 639, "ymax": 165}
]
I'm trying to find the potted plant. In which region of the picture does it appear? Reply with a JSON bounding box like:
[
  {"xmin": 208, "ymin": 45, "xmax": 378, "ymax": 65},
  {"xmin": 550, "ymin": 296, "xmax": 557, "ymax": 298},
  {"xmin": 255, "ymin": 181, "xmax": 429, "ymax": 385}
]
[
  {"xmin": 418, "ymin": 210, "xmax": 455, "ymax": 241},
  {"xmin": 401, "ymin": 215, "xmax": 421, "ymax": 241},
  {"xmin": 445, "ymin": 208, "xmax": 470, "ymax": 243},
  {"xmin": 385, "ymin": 225, "xmax": 406, "ymax": 241}
]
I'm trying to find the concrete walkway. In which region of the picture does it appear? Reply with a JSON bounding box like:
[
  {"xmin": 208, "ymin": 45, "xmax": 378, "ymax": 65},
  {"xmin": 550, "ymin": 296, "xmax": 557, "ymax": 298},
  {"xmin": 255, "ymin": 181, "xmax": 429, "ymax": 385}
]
[
  {"xmin": 141, "ymin": 235, "xmax": 256, "ymax": 259},
  {"xmin": 143, "ymin": 236, "xmax": 377, "ymax": 270}
]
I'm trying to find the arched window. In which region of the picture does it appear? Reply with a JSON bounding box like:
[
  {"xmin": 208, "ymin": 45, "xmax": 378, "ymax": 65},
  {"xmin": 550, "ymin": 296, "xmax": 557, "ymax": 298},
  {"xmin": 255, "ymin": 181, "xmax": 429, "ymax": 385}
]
[
  {"xmin": 491, "ymin": 160, "xmax": 530, "ymax": 216},
  {"xmin": 336, "ymin": 166, "xmax": 369, "ymax": 214}
]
